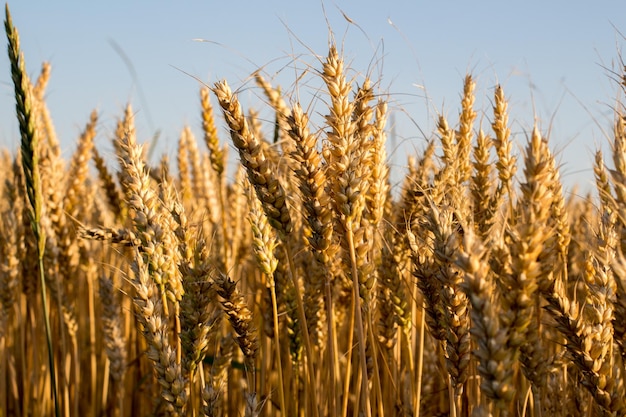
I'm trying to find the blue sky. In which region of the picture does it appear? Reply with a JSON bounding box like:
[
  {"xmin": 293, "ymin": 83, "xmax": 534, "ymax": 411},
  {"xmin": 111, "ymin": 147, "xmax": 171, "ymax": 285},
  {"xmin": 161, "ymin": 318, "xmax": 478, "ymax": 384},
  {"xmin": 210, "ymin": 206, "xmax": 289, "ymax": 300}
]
[{"xmin": 1, "ymin": 1, "xmax": 625, "ymax": 193}]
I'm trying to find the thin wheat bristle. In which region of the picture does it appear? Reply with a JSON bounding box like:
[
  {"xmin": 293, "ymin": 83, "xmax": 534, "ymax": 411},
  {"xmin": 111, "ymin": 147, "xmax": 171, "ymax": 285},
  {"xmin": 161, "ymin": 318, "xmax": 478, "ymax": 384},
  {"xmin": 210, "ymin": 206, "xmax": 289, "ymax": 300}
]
[{"xmin": 200, "ymin": 86, "xmax": 225, "ymax": 176}]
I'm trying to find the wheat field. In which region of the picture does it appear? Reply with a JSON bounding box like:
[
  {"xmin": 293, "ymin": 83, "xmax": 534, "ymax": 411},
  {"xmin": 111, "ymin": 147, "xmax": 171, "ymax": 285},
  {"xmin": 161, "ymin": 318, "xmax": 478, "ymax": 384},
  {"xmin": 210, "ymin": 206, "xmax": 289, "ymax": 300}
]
[{"xmin": 3, "ymin": 5, "xmax": 626, "ymax": 417}]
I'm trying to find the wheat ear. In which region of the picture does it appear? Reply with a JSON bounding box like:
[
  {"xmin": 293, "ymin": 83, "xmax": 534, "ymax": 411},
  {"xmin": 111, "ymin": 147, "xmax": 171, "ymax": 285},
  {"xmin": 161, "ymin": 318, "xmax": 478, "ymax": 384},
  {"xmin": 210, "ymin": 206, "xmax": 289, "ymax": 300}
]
[
  {"xmin": 214, "ymin": 273, "xmax": 259, "ymax": 415},
  {"xmin": 492, "ymin": 85, "xmax": 517, "ymax": 214},
  {"xmin": 594, "ymin": 150, "xmax": 615, "ymax": 215},
  {"xmin": 65, "ymin": 109, "xmax": 97, "ymax": 220},
  {"xmin": 456, "ymin": 230, "xmax": 516, "ymax": 415},
  {"xmin": 471, "ymin": 129, "xmax": 499, "ymax": 239},
  {"xmin": 131, "ymin": 251, "xmax": 188, "ymax": 415},
  {"xmin": 456, "ymin": 74, "xmax": 477, "ymax": 184}
]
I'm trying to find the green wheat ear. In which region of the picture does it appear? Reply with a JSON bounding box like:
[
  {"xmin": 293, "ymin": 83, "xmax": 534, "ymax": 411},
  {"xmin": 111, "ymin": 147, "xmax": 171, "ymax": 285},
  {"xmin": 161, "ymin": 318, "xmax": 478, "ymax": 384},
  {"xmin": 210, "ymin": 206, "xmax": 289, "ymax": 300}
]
[
  {"xmin": 4, "ymin": 4, "xmax": 41, "ymax": 231},
  {"xmin": 5, "ymin": 4, "xmax": 59, "ymax": 417}
]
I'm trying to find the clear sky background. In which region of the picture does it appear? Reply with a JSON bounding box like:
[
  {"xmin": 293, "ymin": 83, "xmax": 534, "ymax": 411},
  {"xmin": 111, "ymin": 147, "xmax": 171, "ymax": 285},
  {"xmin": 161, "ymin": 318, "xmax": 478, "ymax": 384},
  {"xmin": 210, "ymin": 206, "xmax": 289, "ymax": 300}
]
[{"xmin": 1, "ymin": 1, "xmax": 625, "ymax": 194}]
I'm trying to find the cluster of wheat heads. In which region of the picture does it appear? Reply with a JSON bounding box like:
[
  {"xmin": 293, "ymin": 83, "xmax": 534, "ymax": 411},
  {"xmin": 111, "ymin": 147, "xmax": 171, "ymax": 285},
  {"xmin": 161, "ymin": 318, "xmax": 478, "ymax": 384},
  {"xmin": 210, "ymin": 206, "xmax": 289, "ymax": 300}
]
[{"xmin": 4, "ymin": 5, "xmax": 626, "ymax": 417}]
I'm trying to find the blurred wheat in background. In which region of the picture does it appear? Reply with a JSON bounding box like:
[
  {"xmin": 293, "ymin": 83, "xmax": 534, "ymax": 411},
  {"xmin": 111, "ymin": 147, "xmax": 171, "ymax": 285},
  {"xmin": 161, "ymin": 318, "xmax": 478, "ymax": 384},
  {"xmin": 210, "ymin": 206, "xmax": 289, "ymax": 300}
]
[{"xmin": 3, "ymin": 4, "xmax": 626, "ymax": 417}]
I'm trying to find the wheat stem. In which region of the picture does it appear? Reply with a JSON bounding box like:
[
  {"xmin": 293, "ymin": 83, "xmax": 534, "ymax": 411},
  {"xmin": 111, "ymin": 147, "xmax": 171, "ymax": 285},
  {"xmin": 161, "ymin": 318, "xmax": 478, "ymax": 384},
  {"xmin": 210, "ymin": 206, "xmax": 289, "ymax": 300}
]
[{"xmin": 346, "ymin": 224, "xmax": 372, "ymax": 417}]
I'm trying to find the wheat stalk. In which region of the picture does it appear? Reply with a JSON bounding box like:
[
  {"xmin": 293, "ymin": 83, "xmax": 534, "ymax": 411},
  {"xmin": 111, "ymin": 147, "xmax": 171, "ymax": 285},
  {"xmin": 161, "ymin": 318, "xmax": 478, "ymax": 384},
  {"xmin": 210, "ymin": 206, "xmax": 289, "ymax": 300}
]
[{"xmin": 5, "ymin": 6, "xmax": 59, "ymax": 417}]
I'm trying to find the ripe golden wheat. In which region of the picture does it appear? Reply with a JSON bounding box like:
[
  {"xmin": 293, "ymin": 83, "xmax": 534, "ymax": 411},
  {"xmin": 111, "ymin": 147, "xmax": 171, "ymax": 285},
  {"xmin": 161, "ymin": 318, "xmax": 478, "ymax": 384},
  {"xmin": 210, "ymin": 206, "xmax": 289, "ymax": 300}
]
[{"xmin": 3, "ymin": 5, "xmax": 626, "ymax": 417}]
